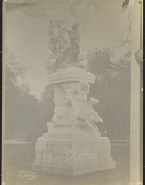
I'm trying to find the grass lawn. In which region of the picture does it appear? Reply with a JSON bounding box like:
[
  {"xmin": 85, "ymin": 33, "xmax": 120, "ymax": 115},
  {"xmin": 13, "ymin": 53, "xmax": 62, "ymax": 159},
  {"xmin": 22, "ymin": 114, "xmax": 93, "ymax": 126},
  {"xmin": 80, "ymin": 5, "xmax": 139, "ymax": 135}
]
[{"xmin": 4, "ymin": 141, "xmax": 130, "ymax": 185}]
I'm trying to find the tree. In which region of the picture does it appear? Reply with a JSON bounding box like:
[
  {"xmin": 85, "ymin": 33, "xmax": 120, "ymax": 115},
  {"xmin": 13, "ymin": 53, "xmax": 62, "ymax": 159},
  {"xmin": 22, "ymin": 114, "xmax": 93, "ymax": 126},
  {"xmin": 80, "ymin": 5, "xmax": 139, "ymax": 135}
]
[
  {"xmin": 112, "ymin": 5, "xmax": 131, "ymax": 69},
  {"xmin": 87, "ymin": 37, "xmax": 131, "ymax": 140},
  {"xmin": 5, "ymin": 50, "xmax": 26, "ymax": 89},
  {"xmin": 87, "ymin": 47, "xmax": 117, "ymax": 85},
  {"xmin": 86, "ymin": 17, "xmax": 131, "ymax": 139},
  {"xmin": 5, "ymin": 51, "xmax": 40, "ymax": 141},
  {"xmin": 45, "ymin": 20, "xmax": 70, "ymax": 74},
  {"xmin": 19, "ymin": 83, "xmax": 30, "ymax": 95}
]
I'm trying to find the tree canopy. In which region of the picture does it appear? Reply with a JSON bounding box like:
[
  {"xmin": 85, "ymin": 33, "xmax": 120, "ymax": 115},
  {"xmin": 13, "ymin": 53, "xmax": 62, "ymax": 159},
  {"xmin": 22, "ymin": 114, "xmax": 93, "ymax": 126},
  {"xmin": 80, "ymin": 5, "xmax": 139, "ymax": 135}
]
[
  {"xmin": 45, "ymin": 20, "xmax": 70, "ymax": 73},
  {"xmin": 5, "ymin": 51, "xmax": 40, "ymax": 141}
]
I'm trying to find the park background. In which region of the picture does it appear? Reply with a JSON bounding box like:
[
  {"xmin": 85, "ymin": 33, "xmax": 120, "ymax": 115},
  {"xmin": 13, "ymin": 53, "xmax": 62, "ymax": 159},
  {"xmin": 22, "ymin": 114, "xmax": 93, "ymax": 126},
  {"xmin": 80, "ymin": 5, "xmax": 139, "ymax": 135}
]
[
  {"xmin": 4, "ymin": 1, "xmax": 131, "ymax": 184},
  {"xmin": 5, "ymin": 1, "xmax": 131, "ymax": 141}
]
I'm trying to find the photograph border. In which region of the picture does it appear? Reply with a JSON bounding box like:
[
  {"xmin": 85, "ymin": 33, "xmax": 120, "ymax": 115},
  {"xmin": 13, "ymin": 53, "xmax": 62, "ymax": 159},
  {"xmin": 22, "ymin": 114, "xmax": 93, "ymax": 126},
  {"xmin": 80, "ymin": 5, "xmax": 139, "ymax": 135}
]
[{"xmin": 2, "ymin": 1, "xmax": 143, "ymax": 184}]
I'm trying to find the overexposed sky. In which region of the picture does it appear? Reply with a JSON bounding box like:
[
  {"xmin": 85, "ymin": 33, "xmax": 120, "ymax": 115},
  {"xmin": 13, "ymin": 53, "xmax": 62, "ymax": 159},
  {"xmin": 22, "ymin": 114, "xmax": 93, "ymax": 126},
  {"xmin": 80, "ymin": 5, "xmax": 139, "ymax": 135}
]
[{"xmin": 6, "ymin": 1, "xmax": 125, "ymax": 99}]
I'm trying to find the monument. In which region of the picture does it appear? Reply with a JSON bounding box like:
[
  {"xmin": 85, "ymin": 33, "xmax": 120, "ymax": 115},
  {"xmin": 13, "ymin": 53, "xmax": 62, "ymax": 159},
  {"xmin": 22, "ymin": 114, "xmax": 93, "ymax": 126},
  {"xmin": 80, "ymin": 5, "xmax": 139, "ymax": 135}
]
[{"xmin": 31, "ymin": 23, "xmax": 116, "ymax": 176}]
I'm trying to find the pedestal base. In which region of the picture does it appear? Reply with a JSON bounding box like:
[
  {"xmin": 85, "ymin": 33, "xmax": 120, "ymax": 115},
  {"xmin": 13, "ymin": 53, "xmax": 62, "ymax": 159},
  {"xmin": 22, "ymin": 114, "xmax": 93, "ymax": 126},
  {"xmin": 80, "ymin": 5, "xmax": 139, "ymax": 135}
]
[
  {"xmin": 32, "ymin": 161, "xmax": 116, "ymax": 176},
  {"xmin": 31, "ymin": 126, "xmax": 116, "ymax": 176}
]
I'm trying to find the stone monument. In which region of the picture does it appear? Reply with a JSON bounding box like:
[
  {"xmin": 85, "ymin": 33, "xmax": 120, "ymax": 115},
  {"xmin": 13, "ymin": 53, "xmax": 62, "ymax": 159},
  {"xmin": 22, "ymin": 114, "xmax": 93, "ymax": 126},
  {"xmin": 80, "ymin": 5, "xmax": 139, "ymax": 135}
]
[{"xmin": 32, "ymin": 24, "xmax": 116, "ymax": 176}]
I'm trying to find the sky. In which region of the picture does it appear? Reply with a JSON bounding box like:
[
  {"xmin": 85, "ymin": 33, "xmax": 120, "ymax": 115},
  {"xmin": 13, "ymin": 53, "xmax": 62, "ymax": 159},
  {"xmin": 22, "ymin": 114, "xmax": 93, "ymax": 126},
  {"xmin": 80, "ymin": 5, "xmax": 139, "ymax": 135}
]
[{"xmin": 6, "ymin": 1, "xmax": 126, "ymax": 99}]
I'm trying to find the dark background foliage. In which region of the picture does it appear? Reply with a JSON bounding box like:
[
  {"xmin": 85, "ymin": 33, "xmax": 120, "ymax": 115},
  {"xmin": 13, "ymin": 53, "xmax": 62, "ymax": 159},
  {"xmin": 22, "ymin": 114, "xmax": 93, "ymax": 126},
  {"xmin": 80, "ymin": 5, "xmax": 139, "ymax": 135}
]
[{"xmin": 5, "ymin": 18, "xmax": 131, "ymax": 141}]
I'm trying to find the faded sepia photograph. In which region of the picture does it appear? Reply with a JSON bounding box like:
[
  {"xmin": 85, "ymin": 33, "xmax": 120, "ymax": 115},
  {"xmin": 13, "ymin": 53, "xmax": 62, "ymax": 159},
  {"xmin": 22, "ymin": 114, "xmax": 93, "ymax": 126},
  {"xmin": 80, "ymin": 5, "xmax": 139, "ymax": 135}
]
[{"xmin": 2, "ymin": 0, "xmax": 143, "ymax": 185}]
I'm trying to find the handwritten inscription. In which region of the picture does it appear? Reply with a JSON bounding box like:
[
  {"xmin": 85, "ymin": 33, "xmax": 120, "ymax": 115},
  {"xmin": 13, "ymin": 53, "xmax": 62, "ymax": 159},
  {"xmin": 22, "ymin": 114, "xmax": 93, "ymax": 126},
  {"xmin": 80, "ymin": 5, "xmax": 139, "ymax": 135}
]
[{"xmin": 61, "ymin": 147, "xmax": 98, "ymax": 162}]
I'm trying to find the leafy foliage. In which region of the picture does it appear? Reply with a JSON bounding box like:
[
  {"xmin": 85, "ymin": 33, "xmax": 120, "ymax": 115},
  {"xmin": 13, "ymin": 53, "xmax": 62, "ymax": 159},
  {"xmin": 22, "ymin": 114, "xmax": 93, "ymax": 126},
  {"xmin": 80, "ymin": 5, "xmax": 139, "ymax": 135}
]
[
  {"xmin": 37, "ymin": 85, "xmax": 54, "ymax": 132},
  {"xmin": 45, "ymin": 20, "xmax": 70, "ymax": 74},
  {"xmin": 86, "ymin": 9, "xmax": 131, "ymax": 139},
  {"xmin": 87, "ymin": 48, "xmax": 130, "ymax": 139},
  {"xmin": 5, "ymin": 51, "xmax": 26, "ymax": 88},
  {"xmin": 87, "ymin": 47, "xmax": 115, "ymax": 84},
  {"xmin": 5, "ymin": 51, "xmax": 41, "ymax": 141}
]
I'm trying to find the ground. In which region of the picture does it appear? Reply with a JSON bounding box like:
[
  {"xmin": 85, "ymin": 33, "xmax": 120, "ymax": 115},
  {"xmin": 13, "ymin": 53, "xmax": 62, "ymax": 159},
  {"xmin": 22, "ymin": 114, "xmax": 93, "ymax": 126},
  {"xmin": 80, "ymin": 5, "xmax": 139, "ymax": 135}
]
[{"xmin": 4, "ymin": 141, "xmax": 130, "ymax": 185}]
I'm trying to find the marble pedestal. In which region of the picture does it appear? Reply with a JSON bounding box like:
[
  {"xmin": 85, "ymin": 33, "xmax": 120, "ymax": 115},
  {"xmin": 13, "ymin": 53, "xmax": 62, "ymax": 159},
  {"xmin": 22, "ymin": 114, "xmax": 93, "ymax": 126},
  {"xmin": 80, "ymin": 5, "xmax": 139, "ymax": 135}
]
[{"xmin": 32, "ymin": 67, "xmax": 116, "ymax": 176}]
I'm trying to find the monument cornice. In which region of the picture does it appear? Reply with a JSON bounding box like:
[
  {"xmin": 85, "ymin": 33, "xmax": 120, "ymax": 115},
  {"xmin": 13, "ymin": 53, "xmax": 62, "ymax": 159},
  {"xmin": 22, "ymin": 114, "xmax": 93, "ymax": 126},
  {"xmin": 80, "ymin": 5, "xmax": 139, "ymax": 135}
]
[{"xmin": 48, "ymin": 67, "xmax": 95, "ymax": 85}]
